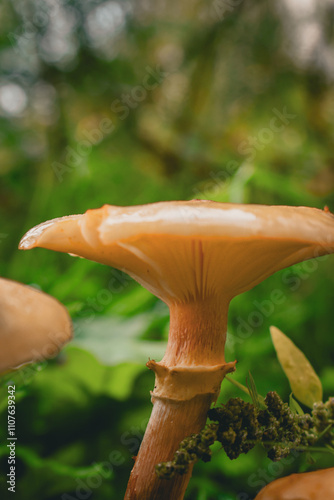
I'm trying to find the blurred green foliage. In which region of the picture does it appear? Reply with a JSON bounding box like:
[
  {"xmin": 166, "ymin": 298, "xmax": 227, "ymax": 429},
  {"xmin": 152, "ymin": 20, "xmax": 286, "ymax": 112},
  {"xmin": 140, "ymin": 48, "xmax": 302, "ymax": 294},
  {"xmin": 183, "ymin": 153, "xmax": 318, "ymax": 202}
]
[{"xmin": 0, "ymin": 0, "xmax": 334, "ymax": 498}]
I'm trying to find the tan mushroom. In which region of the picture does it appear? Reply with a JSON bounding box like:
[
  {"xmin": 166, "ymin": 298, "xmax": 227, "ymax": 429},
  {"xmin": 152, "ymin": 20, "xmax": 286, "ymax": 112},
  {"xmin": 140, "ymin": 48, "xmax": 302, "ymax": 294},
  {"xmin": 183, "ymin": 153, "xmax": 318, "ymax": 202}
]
[
  {"xmin": 19, "ymin": 200, "xmax": 334, "ymax": 500},
  {"xmin": 0, "ymin": 277, "xmax": 72, "ymax": 375},
  {"xmin": 254, "ymin": 467, "xmax": 334, "ymax": 500}
]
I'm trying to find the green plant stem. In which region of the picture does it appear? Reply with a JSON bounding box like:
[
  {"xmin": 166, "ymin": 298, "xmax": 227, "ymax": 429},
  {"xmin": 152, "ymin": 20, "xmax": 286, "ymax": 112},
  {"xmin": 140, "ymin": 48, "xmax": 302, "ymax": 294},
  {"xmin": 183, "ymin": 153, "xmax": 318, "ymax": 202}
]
[
  {"xmin": 315, "ymin": 424, "xmax": 333, "ymax": 442},
  {"xmin": 246, "ymin": 441, "xmax": 334, "ymax": 454}
]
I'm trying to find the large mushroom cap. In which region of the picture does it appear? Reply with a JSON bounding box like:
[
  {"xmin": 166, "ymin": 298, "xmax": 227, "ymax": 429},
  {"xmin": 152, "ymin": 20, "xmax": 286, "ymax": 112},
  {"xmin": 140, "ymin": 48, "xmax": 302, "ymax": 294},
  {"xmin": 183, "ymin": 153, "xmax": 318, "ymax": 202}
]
[
  {"xmin": 19, "ymin": 201, "xmax": 334, "ymax": 304},
  {"xmin": 254, "ymin": 467, "xmax": 334, "ymax": 499},
  {"xmin": 0, "ymin": 278, "xmax": 72, "ymax": 375}
]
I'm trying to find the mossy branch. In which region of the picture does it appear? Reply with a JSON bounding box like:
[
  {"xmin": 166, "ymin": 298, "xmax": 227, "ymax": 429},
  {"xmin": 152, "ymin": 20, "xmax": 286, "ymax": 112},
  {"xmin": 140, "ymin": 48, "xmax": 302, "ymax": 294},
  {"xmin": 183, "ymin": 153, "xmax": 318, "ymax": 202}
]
[{"xmin": 156, "ymin": 392, "xmax": 334, "ymax": 479}]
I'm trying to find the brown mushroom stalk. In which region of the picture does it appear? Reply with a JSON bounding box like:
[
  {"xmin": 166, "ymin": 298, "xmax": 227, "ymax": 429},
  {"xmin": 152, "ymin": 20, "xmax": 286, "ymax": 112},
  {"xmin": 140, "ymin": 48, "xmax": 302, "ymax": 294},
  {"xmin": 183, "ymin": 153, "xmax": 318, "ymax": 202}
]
[
  {"xmin": 131, "ymin": 298, "xmax": 235, "ymax": 499},
  {"xmin": 0, "ymin": 277, "xmax": 72, "ymax": 375},
  {"xmin": 19, "ymin": 201, "xmax": 334, "ymax": 500}
]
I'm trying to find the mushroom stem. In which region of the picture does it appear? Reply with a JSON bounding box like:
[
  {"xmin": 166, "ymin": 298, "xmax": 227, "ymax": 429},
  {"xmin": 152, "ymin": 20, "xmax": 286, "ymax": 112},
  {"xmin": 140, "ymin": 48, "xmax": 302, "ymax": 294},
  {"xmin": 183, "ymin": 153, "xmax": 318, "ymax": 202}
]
[
  {"xmin": 165, "ymin": 298, "xmax": 230, "ymax": 367},
  {"xmin": 124, "ymin": 395, "xmax": 211, "ymax": 500},
  {"xmin": 125, "ymin": 297, "xmax": 235, "ymax": 499}
]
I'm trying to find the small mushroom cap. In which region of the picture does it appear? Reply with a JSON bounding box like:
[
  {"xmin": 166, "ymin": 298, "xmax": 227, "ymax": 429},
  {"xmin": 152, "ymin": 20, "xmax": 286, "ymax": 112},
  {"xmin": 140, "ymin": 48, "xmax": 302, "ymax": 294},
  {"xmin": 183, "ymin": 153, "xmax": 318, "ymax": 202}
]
[
  {"xmin": 0, "ymin": 278, "xmax": 72, "ymax": 375},
  {"xmin": 254, "ymin": 467, "xmax": 334, "ymax": 500},
  {"xmin": 19, "ymin": 201, "xmax": 334, "ymax": 304}
]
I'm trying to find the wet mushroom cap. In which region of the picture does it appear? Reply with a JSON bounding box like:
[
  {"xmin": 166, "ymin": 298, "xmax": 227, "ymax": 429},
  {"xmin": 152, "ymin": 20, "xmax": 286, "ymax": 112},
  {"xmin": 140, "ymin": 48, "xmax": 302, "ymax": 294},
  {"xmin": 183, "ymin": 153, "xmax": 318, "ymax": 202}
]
[
  {"xmin": 254, "ymin": 467, "xmax": 334, "ymax": 500},
  {"xmin": 0, "ymin": 278, "xmax": 72, "ymax": 375},
  {"xmin": 19, "ymin": 201, "xmax": 334, "ymax": 304}
]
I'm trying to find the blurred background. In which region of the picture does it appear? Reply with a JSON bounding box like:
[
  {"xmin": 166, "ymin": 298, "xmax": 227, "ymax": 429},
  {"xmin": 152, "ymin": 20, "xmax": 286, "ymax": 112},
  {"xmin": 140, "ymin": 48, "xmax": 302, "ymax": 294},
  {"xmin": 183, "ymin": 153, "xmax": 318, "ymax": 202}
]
[{"xmin": 0, "ymin": 0, "xmax": 334, "ymax": 498}]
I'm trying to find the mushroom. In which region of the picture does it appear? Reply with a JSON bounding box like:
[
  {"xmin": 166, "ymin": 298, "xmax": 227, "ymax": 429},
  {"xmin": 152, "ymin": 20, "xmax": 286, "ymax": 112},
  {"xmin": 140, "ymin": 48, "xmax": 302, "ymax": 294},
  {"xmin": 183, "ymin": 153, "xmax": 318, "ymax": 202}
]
[
  {"xmin": 254, "ymin": 467, "xmax": 334, "ymax": 499},
  {"xmin": 19, "ymin": 201, "xmax": 334, "ymax": 500},
  {"xmin": 0, "ymin": 277, "xmax": 72, "ymax": 375}
]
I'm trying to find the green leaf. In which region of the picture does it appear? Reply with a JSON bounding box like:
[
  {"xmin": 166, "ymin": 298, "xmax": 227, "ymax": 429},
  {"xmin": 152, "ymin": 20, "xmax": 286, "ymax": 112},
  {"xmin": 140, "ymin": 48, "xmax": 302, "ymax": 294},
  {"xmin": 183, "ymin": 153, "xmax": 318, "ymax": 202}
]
[
  {"xmin": 226, "ymin": 375, "xmax": 266, "ymax": 407},
  {"xmin": 0, "ymin": 446, "xmax": 112, "ymax": 479},
  {"xmin": 30, "ymin": 347, "xmax": 146, "ymax": 404},
  {"xmin": 289, "ymin": 393, "xmax": 304, "ymax": 415},
  {"xmin": 73, "ymin": 312, "xmax": 167, "ymax": 366},
  {"xmin": 195, "ymin": 163, "xmax": 254, "ymax": 203},
  {"xmin": 305, "ymin": 452, "xmax": 316, "ymax": 465},
  {"xmin": 225, "ymin": 375, "xmax": 252, "ymax": 397},
  {"xmin": 270, "ymin": 326, "xmax": 323, "ymax": 408},
  {"xmin": 246, "ymin": 371, "xmax": 260, "ymax": 409}
]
